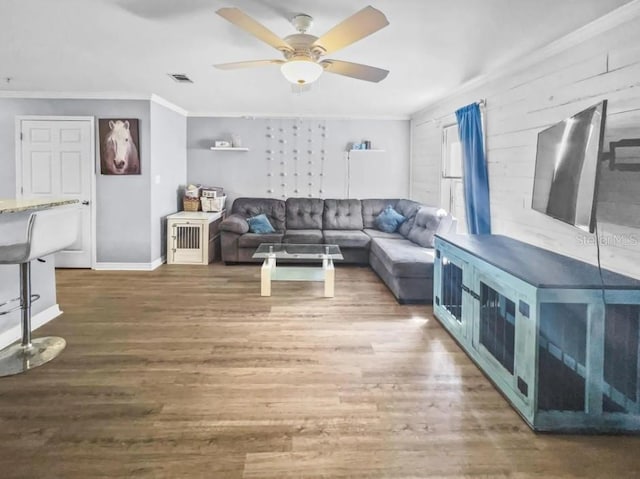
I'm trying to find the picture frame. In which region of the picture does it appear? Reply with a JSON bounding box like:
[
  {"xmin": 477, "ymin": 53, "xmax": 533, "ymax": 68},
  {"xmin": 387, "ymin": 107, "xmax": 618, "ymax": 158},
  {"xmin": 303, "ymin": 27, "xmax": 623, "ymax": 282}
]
[{"xmin": 99, "ymin": 118, "xmax": 140, "ymax": 175}]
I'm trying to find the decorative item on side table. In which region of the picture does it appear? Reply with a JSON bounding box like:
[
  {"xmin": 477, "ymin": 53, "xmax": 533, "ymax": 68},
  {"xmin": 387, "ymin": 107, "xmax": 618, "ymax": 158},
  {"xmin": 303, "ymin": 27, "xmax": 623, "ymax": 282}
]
[
  {"xmin": 183, "ymin": 184, "xmax": 201, "ymax": 211},
  {"xmin": 200, "ymin": 186, "xmax": 227, "ymax": 212},
  {"xmin": 183, "ymin": 198, "xmax": 200, "ymax": 211}
]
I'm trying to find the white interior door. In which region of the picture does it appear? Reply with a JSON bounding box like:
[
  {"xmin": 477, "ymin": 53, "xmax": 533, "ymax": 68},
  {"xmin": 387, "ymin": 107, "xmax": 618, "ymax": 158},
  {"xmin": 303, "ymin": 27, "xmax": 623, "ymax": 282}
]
[{"xmin": 19, "ymin": 118, "xmax": 94, "ymax": 268}]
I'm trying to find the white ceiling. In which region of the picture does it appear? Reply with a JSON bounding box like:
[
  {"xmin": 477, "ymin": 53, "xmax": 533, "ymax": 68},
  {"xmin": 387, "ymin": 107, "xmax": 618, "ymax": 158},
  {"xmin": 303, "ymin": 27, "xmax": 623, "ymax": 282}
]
[{"xmin": 0, "ymin": 0, "xmax": 634, "ymax": 117}]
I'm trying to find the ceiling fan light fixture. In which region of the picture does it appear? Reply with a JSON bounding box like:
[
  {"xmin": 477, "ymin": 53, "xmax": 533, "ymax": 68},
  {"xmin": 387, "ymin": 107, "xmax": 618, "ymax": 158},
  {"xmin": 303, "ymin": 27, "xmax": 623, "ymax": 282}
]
[
  {"xmin": 280, "ymin": 57, "xmax": 323, "ymax": 85},
  {"xmin": 215, "ymin": 7, "xmax": 390, "ymax": 85}
]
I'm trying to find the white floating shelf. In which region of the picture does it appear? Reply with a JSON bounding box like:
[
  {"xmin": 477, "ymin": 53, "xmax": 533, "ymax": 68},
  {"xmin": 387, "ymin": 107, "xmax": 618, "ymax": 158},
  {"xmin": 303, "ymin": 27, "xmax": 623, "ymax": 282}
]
[
  {"xmin": 210, "ymin": 147, "xmax": 249, "ymax": 151},
  {"xmin": 348, "ymin": 149, "xmax": 385, "ymax": 152}
]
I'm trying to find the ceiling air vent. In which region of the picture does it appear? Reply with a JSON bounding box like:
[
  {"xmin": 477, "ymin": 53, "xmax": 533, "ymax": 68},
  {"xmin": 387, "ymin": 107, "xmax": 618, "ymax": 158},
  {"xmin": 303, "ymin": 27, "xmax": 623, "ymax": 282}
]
[{"xmin": 168, "ymin": 73, "xmax": 193, "ymax": 83}]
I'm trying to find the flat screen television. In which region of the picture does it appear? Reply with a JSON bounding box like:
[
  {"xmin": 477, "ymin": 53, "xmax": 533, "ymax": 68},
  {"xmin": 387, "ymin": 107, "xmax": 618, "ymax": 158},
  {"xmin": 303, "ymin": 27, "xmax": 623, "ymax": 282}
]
[{"xmin": 531, "ymin": 100, "xmax": 607, "ymax": 233}]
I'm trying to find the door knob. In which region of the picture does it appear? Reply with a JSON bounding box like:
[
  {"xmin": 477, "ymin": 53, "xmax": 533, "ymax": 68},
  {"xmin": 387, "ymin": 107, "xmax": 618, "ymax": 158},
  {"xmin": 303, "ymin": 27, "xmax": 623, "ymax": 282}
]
[{"xmin": 81, "ymin": 200, "xmax": 90, "ymax": 206}]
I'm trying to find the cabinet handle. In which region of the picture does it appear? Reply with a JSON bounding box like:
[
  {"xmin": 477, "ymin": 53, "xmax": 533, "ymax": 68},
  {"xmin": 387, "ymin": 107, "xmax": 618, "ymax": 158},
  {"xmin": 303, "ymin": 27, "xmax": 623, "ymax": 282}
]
[{"xmin": 462, "ymin": 284, "xmax": 480, "ymax": 301}]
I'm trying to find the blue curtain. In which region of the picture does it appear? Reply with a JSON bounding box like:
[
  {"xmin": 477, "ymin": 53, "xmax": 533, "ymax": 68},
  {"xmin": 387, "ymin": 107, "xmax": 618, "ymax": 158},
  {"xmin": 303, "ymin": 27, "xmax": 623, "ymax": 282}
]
[{"xmin": 456, "ymin": 103, "xmax": 491, "ymax": 234}]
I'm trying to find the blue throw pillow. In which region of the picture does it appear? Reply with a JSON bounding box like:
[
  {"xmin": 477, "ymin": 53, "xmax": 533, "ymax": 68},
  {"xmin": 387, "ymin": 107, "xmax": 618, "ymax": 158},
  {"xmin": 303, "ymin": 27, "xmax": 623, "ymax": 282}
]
[
  {"xmin": 247, "ymin": 214, "xmax": 275, "ymax": 234},
  {"xmin": 375, "ymin": 205, "xmax": 406, "ymax": 233}
]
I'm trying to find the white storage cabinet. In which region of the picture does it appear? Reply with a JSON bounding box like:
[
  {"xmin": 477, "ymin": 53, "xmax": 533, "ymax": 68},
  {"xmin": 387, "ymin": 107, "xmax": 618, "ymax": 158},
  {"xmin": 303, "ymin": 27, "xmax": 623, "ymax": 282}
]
[{"xmin": 166, "ymin": 211, "xmax": 224, "ymax": 265}]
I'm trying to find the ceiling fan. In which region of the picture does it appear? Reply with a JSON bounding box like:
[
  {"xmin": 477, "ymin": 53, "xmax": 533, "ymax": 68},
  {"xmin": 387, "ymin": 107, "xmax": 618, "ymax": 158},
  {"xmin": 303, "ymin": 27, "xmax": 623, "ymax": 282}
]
[{"xmin": 214, "ymin": 5, "xmax": 390, "ymax": 86}]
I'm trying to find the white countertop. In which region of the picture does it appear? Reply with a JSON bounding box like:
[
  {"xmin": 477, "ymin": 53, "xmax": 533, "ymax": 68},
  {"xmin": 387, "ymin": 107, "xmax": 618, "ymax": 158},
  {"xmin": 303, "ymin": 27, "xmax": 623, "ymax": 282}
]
[{"xmin": 0, "ymin": 198, "xmax": 79, "ymax": 214}]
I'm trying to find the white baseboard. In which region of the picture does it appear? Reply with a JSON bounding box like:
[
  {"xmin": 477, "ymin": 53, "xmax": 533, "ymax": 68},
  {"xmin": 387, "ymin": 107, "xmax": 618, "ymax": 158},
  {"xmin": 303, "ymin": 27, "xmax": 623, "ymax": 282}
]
[
  {"xmin": 150, "ymin": 256, "xmax": 166, "ymax": 270},
  {"xmin": 0, "ymin": 304, "xmax": 62, "ymax": 350},
  {"xmin": 94, "ymin": 256, "xmax": 166, "ymax": 271}
]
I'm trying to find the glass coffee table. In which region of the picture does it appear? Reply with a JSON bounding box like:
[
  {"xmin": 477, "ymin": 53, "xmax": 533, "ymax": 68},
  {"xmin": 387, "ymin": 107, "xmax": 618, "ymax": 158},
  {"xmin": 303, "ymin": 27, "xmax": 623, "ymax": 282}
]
[{"xmin": 252, "ymin": 243, "xmax": 343, "ymax": 297}]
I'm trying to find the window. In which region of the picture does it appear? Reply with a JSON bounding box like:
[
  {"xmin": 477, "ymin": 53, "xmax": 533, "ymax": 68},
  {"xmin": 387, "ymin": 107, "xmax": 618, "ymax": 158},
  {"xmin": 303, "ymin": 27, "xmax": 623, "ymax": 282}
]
[
  {"xmin": 441, "ymin": 122, "xmax": 466, "ymax": 233},
  {"xmin": 442, "ymin": 123, "xmax": 462, "ymax": 178}
]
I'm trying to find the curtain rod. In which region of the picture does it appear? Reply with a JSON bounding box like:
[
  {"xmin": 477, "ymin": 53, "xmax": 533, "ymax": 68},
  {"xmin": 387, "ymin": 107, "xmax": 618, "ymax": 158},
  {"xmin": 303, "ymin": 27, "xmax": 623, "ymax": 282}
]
[{"xmin": 415, "ymin": 98, "xmax": 486, "ymax": 126}]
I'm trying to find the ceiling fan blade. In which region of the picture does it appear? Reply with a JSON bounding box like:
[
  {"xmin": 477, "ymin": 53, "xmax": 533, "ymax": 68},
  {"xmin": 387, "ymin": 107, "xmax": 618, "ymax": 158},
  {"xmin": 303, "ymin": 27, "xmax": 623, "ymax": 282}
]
[
  {"xmin": 216, "ymin": 8, "xmax": 293, "ymax": 53},
  {"xmin": 214, "ymin": 60, "xmax": 285, "ymax": 70},
  {"xmin": 312, "ymin": 6, "xmax": 389, "ymax": 55},
  {"xmin": 321, "ymin": 60, "xmax": 389, "ymax": 82}
]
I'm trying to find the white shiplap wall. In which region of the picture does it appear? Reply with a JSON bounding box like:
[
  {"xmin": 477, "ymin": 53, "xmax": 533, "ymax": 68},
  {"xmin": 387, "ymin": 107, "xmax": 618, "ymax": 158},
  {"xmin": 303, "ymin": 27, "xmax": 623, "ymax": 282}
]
[{"xmin": 410, "ymin": 12, "xmax": 640, "ymax": 280}]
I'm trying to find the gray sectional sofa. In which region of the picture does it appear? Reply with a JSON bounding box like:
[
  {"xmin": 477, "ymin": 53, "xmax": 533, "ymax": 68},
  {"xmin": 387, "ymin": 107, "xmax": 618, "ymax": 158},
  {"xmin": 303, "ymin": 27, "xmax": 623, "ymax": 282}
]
[{"xmin": 220, "ymin": 197, "xmax": 455, "ymax": 303}]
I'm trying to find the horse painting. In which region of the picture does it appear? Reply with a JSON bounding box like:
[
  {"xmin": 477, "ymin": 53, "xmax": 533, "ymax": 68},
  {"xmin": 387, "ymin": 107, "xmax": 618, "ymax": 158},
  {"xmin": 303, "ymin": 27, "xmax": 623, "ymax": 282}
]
[{"xmin": 99, "ymin": 119, "xmax": 140, "ymax": 175}]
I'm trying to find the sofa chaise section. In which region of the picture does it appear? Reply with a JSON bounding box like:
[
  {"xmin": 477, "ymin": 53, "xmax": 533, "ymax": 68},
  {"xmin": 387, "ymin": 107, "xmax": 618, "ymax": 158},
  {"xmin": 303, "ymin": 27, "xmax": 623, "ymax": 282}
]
[{"xmin": 368, "ymin": 206, "xmax": 455, "ymax": 303}]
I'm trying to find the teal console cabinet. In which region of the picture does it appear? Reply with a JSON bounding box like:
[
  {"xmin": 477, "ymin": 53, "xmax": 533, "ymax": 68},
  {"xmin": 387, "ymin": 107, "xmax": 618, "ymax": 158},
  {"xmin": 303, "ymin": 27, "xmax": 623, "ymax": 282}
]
[{"xmin": 433, "ymin": 233, "xmax": 640, "ymax": 433}]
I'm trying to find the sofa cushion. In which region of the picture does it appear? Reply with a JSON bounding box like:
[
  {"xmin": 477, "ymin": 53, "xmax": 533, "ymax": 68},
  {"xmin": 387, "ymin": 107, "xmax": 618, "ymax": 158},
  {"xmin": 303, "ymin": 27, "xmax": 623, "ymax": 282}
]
[
  {"xmin": 231, "ymin": 198, "xmax": 286, "ymax": 231},
  {"xmin": 407, "ymin": 207, "xmax": 444, "ymax": 248},
  {"xmin": 323, "ymin": 199, "xmax": 364, "ymax": 230},
  {"xmin": 247, "ymin": 214, "xmax": 275, "ymax": 234},
  {"xmin": 363, "ymin": 228, "xmax": 404, "ymax": 240},
  {"xmin": 220, "ymin": 214, "xmax": 249, "ymax": 235},
  {"xmin": 370, "ymin": 238, "xmax": 435, "ymax": 278},
  {"xmin": 361, "ymin": 199, "xmax": 399, "ymax": 228},
  {"xmin": 283, "ymin": 229, "xmax": 323, "ymax": 244},
  {"xmin": 395, "ymin": 199, "xmax": 422, "ymax": 237},
  {"xmin": 375, "ymin": 205, "xmax": 407, "ymax": 233},
  {"xmin": 286, "ymin": 198, "xmax": 324, "ymax": 229},
  {"xmin": 238, "ymin": 232, "xmax": 284, "ymax": 248},
  {"xmin": 323, "ymin": 230, "xmax": 371, "ymax": 248}
]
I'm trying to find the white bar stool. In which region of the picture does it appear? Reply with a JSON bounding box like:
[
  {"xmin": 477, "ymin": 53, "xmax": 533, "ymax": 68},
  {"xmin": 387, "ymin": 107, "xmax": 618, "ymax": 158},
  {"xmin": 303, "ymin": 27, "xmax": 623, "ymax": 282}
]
[{"xmin": 0, "ymin": 207, "xmax": 80, "ymax": 377}]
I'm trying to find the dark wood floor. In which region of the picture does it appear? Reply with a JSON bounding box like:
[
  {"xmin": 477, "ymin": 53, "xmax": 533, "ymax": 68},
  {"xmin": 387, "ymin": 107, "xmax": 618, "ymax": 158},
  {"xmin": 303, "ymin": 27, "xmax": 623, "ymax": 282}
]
[{"xmin": 0, "ymin": 264, "xmax": 639, "ymax": 478}]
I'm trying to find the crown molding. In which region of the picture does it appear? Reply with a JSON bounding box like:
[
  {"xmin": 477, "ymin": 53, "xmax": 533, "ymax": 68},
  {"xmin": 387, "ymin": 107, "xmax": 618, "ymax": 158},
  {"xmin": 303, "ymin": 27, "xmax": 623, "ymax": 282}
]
[
  {"xmin": 0, "ymin": 91, "xmax": 188, "ymax": 116},
  {"xmin": 410, "ymin": 0, "xmax": 640, "ymax": 119},
  {"xmin": 0, "ymin": 91, "xmax": 408, "ymax": 119},
  {"xmin": 187, "ymin": 111, "xmax": 410, "ymax": 121},
  {"xmin": 0, "ymin": 90, "xmax": 150, "ymax": 100},
  {"xmin": 150, "ymin": 94, "xmax": 188, "ymax": 116}
]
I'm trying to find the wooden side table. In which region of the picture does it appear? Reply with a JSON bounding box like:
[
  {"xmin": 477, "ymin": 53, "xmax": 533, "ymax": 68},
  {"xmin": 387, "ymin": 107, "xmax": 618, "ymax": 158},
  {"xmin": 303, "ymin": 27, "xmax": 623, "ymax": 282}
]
[{"xmin": 166, "ymin": 210, "xmax": 226, "ymax": 265}]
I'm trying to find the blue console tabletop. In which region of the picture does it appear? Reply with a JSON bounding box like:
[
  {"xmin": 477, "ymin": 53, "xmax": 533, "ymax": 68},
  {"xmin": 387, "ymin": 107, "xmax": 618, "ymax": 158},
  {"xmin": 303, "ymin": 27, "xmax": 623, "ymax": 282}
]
[{"xmin": 436, "ymin": 233, "xmax": 640, "ymax": 289}]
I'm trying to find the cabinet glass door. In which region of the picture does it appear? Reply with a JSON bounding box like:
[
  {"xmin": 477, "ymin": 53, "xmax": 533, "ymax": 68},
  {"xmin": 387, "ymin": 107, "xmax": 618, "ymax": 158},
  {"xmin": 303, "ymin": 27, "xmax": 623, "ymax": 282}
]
[
  {"xmin": 478, "ymin": 281, "xmax": 516, "ymax": 375},
  {"xmin": 603, "ymin": 304, "xmax": 640, "ymax": 414},
  {"xmin": 442, "ymin": 257, "xmax": 464, "ymax": 323},
  {"xmin": 537, "ymin": 303, "xmax": 587, "ymax": 412},
  {"xmin": 434, "ymin": 248, "xmax": 468, "ymax": 338}
]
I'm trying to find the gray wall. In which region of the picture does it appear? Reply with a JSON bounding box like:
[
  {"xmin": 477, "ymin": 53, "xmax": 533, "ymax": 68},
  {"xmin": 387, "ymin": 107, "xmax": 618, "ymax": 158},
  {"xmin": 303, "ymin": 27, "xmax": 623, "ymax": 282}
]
[
  {"xmin": 0, "ymin": 98, "xmax": 152, "ymax": 263},
  {"xmin": 150, "ymin": 102, "xmax": 187, "ymax": 261},
  {"xmin": 187, "ymin": 117, "xmax": 410, "ymax": 204}
]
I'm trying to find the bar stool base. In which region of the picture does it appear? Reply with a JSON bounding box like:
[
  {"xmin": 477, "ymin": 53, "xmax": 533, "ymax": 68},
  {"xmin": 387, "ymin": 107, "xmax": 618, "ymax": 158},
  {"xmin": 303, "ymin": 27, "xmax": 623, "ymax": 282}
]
[{"xmin": 0, "ymin": 337, "xmax": 66, "ymax": 377}]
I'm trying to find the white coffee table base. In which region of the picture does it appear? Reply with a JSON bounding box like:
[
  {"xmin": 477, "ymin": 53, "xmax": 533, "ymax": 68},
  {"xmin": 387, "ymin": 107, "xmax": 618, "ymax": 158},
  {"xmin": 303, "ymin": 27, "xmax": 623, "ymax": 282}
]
[{"xmin": 261, "ymin": 255, "xmax": 335, "ymax": 297}]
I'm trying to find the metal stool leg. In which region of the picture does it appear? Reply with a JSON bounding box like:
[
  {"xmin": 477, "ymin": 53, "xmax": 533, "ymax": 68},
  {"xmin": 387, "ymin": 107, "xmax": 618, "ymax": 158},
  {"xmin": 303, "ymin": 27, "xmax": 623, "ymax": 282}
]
[
  {"xmin": 20, "ymin": 263, "xmax": 32, "ymax": 348},
  {"xmin": 0, "ymin": 261, "xmax": 66, "ymax": 377}
]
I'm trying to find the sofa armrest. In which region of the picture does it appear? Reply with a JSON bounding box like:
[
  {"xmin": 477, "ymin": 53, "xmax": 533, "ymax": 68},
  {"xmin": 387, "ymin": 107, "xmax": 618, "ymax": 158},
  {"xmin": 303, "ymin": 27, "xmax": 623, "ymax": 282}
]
[
  {"xmin": 436, "ymin": 213, "xmax": 457, "ymax": 236},
  {"xmin": 220, "ymin": 214, "xmax": 249, "ymax": 235}
]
